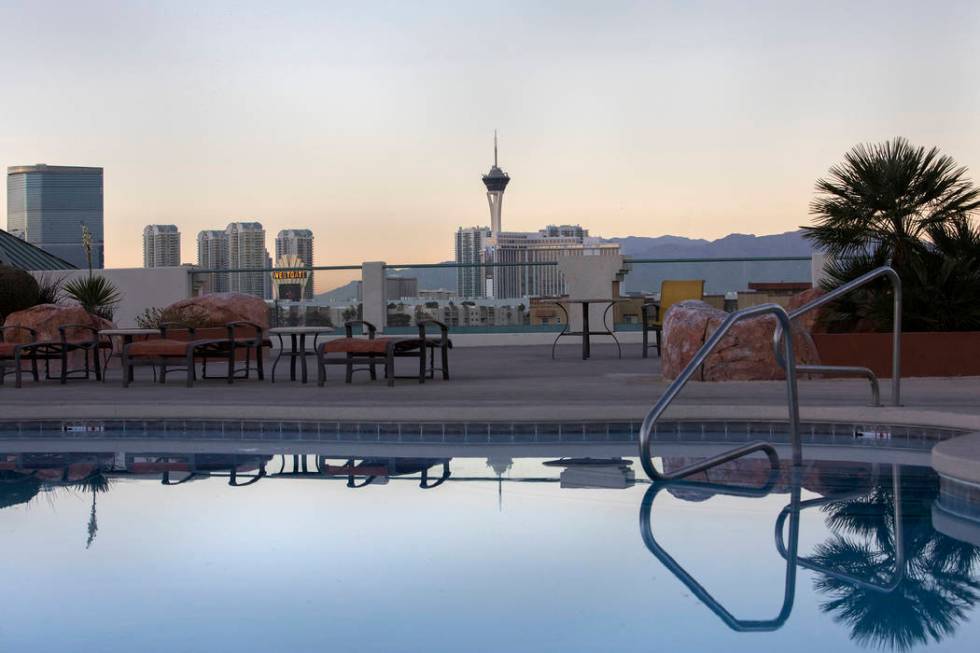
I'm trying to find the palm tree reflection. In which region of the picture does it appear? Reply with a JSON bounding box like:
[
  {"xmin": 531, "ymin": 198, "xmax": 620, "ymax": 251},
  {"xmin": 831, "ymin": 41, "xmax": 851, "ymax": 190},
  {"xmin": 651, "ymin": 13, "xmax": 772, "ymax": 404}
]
[{"xmin": 811, "ymin": 467, "xmax": 980, "ymax": 650}]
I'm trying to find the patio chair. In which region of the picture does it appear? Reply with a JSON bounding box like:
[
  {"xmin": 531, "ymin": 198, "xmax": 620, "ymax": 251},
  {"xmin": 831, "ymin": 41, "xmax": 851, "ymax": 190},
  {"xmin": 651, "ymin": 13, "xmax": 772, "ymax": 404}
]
[
  {"xmin": 642, "ymin": 279, "xmax": 704, "ymax": 357},
  {"xmin": 12, "ymin": 324, "xmax": 109, "ymax": 383},
  {"xmin": 316, "ymin": 320, "xmax": 425, "ymax": 387},
  {"xmin": 395, "ymin": 319, "xmax": 452, "ymax": 380},
  {"xmin": 120, "ymin": 321, "xmax": 266, "ymax": 387},
  {"xmin": 0, "ymin": 325, "xmax": 39, "ymax": 388}
]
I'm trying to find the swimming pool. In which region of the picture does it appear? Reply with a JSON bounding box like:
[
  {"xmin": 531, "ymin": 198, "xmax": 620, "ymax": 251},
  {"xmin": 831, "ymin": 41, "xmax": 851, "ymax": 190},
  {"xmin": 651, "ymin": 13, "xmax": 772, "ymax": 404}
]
[{"xmin": 1, "ymin": 427, "xmax": 977, "ymax": 652}]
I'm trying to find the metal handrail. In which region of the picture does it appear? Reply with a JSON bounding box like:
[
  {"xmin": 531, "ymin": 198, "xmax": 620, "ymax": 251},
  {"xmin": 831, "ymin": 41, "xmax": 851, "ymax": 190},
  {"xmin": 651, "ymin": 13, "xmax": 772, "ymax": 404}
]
[
  {"xmin": 638, "ymin": 303, "xmax": 802, "ymax": 481},
  {"xmin": 773, "ymin": 265, "xmax": 901, "ymax": 406}
]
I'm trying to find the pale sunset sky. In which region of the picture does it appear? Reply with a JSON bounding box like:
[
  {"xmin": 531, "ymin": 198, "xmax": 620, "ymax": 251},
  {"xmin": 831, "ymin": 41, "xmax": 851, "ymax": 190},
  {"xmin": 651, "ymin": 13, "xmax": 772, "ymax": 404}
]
[{"xmin": 1, "ymin": 0, "xmax": 978, "ymax": 268}]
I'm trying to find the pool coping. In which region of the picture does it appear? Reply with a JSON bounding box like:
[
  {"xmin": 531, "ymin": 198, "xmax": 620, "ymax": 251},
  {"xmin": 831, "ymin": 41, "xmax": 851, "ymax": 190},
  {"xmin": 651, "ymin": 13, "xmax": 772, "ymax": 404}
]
[{"xmin": 2, "ymin": 403, "xmax": 980, "ymax": 431}]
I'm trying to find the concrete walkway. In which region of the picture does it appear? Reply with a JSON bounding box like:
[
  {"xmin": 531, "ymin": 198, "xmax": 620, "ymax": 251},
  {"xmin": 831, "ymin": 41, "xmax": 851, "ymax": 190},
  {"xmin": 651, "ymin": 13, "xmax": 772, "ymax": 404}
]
[{"xmin": 1, "ymin": 343, "xmax": 979, "ymax": 430}]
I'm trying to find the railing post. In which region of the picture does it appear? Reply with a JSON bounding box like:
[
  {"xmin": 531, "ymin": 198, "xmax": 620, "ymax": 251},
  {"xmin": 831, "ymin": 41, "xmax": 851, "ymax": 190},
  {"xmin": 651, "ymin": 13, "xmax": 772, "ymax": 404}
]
[
  {"xmin": 361, "ymin": 261, "xmax": 386, "ymax": 332},
  {"xmin": 891, "ymin": 272, "xmax": 902, "ymax": 406}
]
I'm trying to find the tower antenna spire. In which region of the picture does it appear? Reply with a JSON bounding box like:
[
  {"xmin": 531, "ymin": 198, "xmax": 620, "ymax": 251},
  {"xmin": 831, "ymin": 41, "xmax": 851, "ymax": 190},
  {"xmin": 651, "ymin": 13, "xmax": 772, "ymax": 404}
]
[{"xmin": 494, "ymin": 130, "xmax": 498, "ymax": 167}]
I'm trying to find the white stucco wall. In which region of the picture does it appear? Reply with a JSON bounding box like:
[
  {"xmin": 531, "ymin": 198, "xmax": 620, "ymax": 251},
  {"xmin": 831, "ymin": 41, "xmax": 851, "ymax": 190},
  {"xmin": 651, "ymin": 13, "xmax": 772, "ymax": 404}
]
[{"xmin": 31, "ymin": 267, "xmax": 193, "ymax": 327}]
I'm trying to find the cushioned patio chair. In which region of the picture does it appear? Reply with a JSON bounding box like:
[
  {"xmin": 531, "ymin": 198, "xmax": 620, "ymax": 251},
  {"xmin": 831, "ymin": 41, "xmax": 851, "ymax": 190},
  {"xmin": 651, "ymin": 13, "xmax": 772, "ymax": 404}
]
[
  {"xmin": 316, "ymin": 320, "xmax": 425, "ymax": 387},
  {"xmin": 10, "ymin": 324, "xmax": 109, "ymax": 384},
  {"xmin": 642, "ymin": 279, "xmax": 705, "ymax": 357},
  {"xmin": 0, "ymin": 325, "xmax": 39, "ymax": 388},
  {"xmin": 120, "ymin": 321, "xmax": 266, "ymax": 387}
]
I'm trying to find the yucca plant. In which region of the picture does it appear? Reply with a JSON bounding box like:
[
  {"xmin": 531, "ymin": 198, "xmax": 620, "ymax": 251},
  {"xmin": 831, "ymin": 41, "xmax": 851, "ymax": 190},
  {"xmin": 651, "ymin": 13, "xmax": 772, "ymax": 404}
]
[{"xmin": 64, "ymin": 275, "xmax": 121, "ymax": 321}]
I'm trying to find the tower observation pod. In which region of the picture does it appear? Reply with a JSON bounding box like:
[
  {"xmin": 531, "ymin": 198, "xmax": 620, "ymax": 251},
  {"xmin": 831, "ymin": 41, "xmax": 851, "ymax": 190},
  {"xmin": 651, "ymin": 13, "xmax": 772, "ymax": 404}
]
[{"xmin": 482, "ymin": 131, "xmax": 510, "ymax": 235}]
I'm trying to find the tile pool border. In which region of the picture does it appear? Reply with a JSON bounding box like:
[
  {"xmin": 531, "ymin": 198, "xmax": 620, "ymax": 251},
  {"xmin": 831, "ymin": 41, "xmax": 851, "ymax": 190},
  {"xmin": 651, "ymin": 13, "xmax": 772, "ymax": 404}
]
[{"xmin": 0, "ymin": 418, "xmax": 965, "ymax": 451}]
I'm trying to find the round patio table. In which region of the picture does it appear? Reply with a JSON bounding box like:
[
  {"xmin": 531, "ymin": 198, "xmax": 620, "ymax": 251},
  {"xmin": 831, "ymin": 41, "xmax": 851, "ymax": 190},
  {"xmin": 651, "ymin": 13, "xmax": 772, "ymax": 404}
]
[
  {"xmin": 543, "ymin": 298, "xmax": 623, "ymax": 360},
  {"xmin": 269, "ymin": 326, "xmax": 336, "ymax": 383}
]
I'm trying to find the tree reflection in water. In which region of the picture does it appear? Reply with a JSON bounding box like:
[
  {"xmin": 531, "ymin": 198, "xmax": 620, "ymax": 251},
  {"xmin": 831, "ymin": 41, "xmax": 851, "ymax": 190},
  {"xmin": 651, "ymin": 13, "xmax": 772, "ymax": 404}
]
[{"xmin": 812, "ymin": 467, "xmax": 980, "ymax": 650}]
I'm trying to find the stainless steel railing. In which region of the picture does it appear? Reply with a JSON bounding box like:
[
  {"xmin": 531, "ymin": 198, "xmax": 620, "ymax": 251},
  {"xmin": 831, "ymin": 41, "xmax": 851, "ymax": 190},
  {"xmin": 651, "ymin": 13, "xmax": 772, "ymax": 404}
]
[
  {"xmin": 772, "ymin": 265, "xmax": 901, "ymax": 406},
  {"xmin": 638, "ymin": 303, "xmax": 802, "ymax": 481}
]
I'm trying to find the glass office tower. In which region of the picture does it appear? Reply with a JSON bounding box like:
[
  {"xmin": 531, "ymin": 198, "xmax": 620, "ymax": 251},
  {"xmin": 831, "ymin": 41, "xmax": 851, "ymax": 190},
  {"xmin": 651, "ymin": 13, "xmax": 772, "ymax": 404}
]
[{"xmin": 6, "ymin": 164, "xmax": 104, "ymax": 269}]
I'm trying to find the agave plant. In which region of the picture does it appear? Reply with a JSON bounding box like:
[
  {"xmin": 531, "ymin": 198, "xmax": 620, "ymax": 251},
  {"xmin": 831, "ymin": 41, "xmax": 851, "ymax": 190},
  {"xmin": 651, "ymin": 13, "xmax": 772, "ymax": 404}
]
[{"xmin": 63, "ymin": 275, "xmax": 121, "ymax": 321}]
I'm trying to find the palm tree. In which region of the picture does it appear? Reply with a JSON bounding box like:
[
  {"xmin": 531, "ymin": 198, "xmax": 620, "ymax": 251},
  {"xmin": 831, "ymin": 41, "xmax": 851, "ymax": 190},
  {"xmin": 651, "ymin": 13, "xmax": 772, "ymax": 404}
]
[
  {"xmin": 805, "ymin": 138, "xmax": 980, "ymax": 332},
  {"xmin": 804, "ymin": 137, "xmax": 980, "ymax": 267}
]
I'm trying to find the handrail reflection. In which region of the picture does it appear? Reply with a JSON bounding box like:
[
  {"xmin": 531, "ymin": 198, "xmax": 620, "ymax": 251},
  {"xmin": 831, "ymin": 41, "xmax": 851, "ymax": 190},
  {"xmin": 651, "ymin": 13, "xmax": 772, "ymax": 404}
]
[
  {"xmin": 773, "ymin": 465, "xmax": 905, "ymax": 593},
  {"xmin": 639, "ymin": 470, "xmax": 802, "ymax": 632}
]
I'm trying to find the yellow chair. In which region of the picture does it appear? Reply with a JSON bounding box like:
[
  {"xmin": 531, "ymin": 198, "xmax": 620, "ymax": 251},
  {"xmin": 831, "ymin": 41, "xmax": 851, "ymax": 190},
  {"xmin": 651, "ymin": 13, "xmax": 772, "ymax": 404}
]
[{"xmin": 641, "ymin": 280, "xmax": 705, "ymax": 358}]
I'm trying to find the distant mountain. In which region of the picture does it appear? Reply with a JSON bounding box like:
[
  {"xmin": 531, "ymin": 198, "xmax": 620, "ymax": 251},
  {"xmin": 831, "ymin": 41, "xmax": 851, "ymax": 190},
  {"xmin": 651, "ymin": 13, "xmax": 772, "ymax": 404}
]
[
  {"xmin": 605, "ymin": 230, "xmax": 813, "ymax": 294},
  {"xmin": 603, "ymin": 230, "xmax": 812, "ymax": 259},
  {"xmin": 314, "ymin": 280, "xmax": 360, "ymax": 304},
  {"xmin": 316, "ymin": 231, "xmax": 814, "ymax": 298}
]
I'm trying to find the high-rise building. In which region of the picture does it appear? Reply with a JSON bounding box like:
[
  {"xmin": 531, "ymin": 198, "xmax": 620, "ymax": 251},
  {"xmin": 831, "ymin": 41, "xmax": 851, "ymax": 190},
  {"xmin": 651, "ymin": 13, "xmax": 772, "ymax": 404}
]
[
  {"xmin": 143, "ymin": 224, "xmax": 181, "ymax": 268},
  {"xmin": 197, "ymin": 229, "xmax": 229, "ymax": 293},
  {"xmin": 225, "ymin": 222, "xmax": 267, "ymax": 298},
  {"xmin": 6, "ymin": 164, "xmax": 104, "ymax": 269},
  {"xmin": 275, "ymin": 229, "xmax": 314, "ymax": 299},
  {"xmin": 486, "ymin": 226, "xmax": 620, "ymax": 298},
  {"xmin": 455, "ymin": 226, "xmax": 491, "ymax": 298},
  {"xmin": 482, "ymin": 132, "xmax": 510, "ymax": 236}
]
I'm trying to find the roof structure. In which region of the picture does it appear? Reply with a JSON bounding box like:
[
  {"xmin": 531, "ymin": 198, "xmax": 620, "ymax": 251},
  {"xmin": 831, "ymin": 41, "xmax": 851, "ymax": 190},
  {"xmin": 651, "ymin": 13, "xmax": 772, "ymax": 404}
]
[{"xmin": 0, "ymin": 228, "xmax": 78, "ymax": 270}]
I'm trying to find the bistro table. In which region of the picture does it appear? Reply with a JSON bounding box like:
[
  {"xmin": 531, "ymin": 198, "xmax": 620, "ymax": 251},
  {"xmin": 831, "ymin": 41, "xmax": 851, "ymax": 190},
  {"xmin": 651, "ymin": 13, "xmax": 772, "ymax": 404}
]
[
  {"xmin": 97, "ymin": 328, "xmax": 163, "ymax": 382},
  {"xmin": 544, "ymin": 298, "xmax": 624, "ymax": 360},
  {"xmin": 269, "ymin": 326, "xmax": 336, "ymax": 383}
]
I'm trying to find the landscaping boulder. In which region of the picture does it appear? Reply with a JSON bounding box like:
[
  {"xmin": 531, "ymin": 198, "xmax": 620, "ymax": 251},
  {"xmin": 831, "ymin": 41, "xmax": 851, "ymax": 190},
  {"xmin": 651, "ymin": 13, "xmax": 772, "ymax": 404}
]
[
  {"xmin": 661, "ymin": 300, "xmax": 820, "ymax": 381},
  {"xmin": 787, "ymin": 287, "xmax": 827, "ymax": 333},
  {"xmin": 164, "ymin": 292, "xmax": 269, "ymax": 328}
]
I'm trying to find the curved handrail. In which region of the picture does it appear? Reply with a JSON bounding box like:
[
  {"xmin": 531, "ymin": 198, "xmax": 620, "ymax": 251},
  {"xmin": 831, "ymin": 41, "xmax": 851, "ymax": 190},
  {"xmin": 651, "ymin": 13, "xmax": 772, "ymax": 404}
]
[
  {"xmin": 639, "ymin": 474, "xmax": 802, "ymax": 632},
  {"xmin": 773, "ymin": 265, "xmax": 901, "ymax": 406},
  {"xmin": 639, "ymin": 303, "xmax": 801, "ymax": 481}
]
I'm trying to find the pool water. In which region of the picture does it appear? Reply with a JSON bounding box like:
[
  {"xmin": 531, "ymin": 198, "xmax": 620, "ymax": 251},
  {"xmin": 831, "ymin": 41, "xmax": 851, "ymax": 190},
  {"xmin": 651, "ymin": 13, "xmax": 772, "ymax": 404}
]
[{"xmin": 1, "ymin": 446, "xmax": 977, "ymax": 652}]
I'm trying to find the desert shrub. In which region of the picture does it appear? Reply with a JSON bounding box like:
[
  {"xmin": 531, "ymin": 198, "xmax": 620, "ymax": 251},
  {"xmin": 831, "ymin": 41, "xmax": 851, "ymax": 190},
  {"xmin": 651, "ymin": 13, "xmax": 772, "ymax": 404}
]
[
  {"xmin": 135, "ymin": 304, "xmax": 211, "ymax": 329},
  {"xmin": 0, "ymin": 265, "xmax": 41, "ymax": 320}
]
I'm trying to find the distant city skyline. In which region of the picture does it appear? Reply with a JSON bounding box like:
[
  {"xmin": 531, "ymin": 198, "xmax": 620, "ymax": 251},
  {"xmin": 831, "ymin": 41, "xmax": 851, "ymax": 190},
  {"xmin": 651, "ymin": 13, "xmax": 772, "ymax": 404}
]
[{"xmin": 1, "ymin": 1, "xmax": 978, "ymax": 268}]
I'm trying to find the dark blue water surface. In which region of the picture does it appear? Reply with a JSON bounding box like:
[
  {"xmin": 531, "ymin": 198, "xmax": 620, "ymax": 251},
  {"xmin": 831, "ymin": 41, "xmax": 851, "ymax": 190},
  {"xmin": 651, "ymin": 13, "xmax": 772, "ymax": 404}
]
[{"xmin": 1, "ymin": 445, "xmax": 978, "ymax": 652}]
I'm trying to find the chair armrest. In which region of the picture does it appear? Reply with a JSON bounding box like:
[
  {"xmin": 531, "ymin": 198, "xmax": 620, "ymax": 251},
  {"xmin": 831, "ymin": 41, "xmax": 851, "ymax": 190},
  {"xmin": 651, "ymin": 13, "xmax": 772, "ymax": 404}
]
[
  {"xmin": 225, "ymin": 320, "xmax": 264, "ymax": 340},
  {"xmin": 417, "ymin": 319, "xmax": 449, "ymax": 340},
  {"xmin": 0, "ymin": 325, "xmax": 37, "ymax": 343},
  {"xmin": 57, "ymin": 324, "xmax": 99, "ymax": 342},
  {"xmin": 641, "ymin": 302, "xmax": 660, "ymax": 323},
  {"xmin": 159, "ymin": 322, "xmax": 195, "ymax": 338},
  {"xmin": 344, "ymin": 320, "xmax": 377, "ymax": 338}
]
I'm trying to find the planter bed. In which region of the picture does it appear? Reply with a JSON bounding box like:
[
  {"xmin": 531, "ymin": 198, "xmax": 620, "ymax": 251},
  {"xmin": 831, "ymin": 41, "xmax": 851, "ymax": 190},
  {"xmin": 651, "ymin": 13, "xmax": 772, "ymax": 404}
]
[{"xmin": 812, "ymin": 331, "xmax": 980, "ymax": 377}]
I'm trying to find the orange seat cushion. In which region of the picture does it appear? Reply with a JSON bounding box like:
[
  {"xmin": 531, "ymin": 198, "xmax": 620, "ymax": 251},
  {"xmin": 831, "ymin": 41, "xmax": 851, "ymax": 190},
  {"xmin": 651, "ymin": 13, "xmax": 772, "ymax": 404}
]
[
  {"xmin": 127, "ymin": 339, "xmax": 194, "ymax": 357},
  {"xmin": 322, "ymin": 338, "xmax": 395, "ymax": 355}
]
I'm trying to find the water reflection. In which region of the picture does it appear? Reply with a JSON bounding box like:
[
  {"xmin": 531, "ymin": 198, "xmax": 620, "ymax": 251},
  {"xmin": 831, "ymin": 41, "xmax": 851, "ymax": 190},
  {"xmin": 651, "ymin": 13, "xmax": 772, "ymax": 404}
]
[
  {"xmin": 3, "ymin": 447, "xmax": 980, "ymax": 650},
  {"xmin": 641, "ymin": 462, "xmax": 980, "ymax": 650}
]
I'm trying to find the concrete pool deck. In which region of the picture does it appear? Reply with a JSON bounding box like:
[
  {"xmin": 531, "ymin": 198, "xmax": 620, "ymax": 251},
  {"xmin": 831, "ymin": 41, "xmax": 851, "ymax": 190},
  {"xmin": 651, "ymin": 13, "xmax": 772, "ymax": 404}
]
[{"xmin": 1, "ymin": 343, "xmax": 979, "ymax": 432}]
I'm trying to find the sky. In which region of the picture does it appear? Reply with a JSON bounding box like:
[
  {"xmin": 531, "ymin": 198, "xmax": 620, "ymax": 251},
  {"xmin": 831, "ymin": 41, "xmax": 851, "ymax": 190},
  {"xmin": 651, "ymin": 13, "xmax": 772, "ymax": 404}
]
[{"xmin": 1, "ymin": 0, "xmax": 978, "ymax": 269}]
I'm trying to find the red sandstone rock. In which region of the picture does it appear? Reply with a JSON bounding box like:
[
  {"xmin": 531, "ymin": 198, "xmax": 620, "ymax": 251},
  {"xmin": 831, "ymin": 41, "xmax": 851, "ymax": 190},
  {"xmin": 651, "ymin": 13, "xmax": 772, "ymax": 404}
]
[
  {"xmin": 787, "ymin": 287, "xmax": 827, "ymax": 333},
  {"xmin": 661, "ymin": 300, "xmax": 719, "ymax": 381},
  {"xmin": 3, "ymin": 304, "xmax": 113, "ymax": 342},
  {"xmin": 661, "ymin": 300, "xmax": 820, "ymax": 381},
  {"xmin": 165, "ymin": 293, "xmax": 269, "ymax": 329}
]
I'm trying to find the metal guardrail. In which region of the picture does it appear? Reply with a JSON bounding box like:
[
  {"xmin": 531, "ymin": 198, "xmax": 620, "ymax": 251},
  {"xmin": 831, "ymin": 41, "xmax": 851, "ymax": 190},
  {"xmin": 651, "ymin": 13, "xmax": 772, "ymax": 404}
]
[
  {"xmin": 772, "ymin": 265, "xmax": 901, "ymax": 406},
  {"xmin": 638, "ymin": 303, "xmax": 802, "ymax": 481}
]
